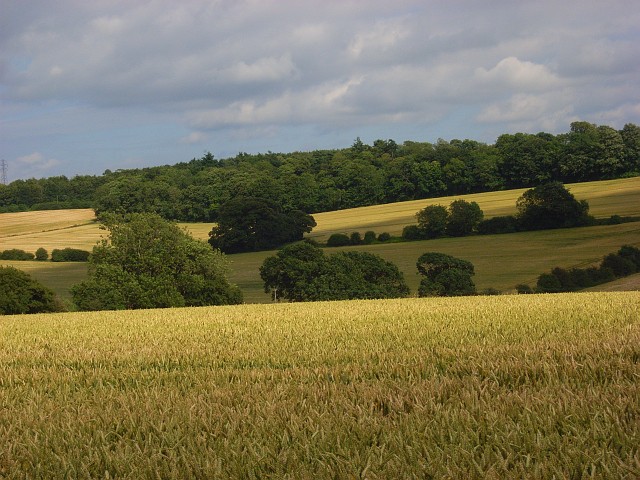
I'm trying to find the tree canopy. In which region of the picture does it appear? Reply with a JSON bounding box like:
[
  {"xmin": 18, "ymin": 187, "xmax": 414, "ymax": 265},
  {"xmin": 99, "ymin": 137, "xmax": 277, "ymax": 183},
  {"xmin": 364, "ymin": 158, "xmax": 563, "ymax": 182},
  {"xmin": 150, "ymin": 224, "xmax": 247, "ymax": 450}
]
[
  {"xmin": 260, "ymin": 242, "xmax": 409, "ymax": 302},
  {"xmin": 0, "ymin": 266, "xmax": 64, "ymax": 314},
  {"xmin": 516, "ymin": 182, "xmax": 591, "ymax": 230},
  {"xmin": 208, "ymin": 196, "xmax": 316, "ymax": 254},
  {"xmin": 416, "ymin": 252, "xmax": 476, "ymax": 297},
  {"xmin": 2, "ymin": 122, "xmax": 638, "ymax": 219},
  {"xmin": 72, "ymin": 213, "xmax": 242, "ymax": 311}
]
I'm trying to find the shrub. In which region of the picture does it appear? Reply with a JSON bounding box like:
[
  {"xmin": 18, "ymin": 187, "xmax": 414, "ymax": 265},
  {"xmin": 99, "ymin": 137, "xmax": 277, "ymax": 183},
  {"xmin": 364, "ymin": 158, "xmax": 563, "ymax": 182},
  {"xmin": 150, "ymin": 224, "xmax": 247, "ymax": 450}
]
[
  {"xmin": 326, "ymin": 233, "xmax": 351, "ymax": 247},
  {"xmin": 536, "ymin": 273, "xmax": 562, "ymax": 293},
  {"xmin": 617, "ymin": 245, "xmax": 640, "ymax": 270},
  {"xmin": 363, "ymin": 231, "xmax": 376, "ymax": 244},
  {"xmin": 402, "ymin": 225, "xmax": 423, "ymax": 241},
  {"xmin": 601, "ymin": 253, "xmax": 636, "ymax": 277},
  {"xmin": 377, "ymin": 232, "xmax": 391, "ymax": 242},
  {"xmin": 0, "ymin": 266, "xmax": 64, "ymax": 314},
  {"xmin": 0, "ymin": 249, "xmax": 35, "ymax": 261},
  {"xmin": 477, "ymin": 216, "xmax": 519, "ymax": 235},
  {"xmin": 350, "ymin": 232, "xmax": 363, "ymax": 245},
  {"xmin": 51, "ymin": 248, "xmax": 91, "ymax": 262},
  {"xmin": 35, "ymin": 248, "xmax": 48, "ymax": 261},
  {"xmin": 515, "ymin": 284, "xmax": 533, "ymax": 294}
]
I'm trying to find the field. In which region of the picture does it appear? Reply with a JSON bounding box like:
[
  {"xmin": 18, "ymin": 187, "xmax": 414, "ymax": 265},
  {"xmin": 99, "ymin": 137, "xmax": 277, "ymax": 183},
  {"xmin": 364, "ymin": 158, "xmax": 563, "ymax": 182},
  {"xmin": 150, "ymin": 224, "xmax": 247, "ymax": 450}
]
[
  {"xmin": 1, "ymin": 293, "xmax": 638, "ymax": 478},
  {"xmin": 2, "ymin": 177, "xmax": 640, "ymax": 304}
]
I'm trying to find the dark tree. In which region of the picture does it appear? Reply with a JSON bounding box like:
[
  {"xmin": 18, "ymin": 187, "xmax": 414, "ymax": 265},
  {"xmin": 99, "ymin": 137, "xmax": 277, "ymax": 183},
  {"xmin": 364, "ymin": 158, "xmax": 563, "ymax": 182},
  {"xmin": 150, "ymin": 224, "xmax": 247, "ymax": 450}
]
[
  {"xmin": 416, "ymin": 204, "xmax": 448, "ymax": 239},
  {"xmin": 208, "ymin": 196, "xmax": 316, "ymax": 254},
  {"xmin": 72, "ymin": 213, "xmax": 242, "ymax": 311},
  {"xmin": 516, "ymin": 182, "xmax": 591, "ymax": 231},
  {"xmin": 416, "ymin": 252, "xmax": 476, "ymax": 297},
  {"xmin": 0, "ymin": 266, "xmax": 64, "ymax": 314},
  {"xmin": 446, "ymin": 200, "xmax": 484, "ymax": 236},
  {"xmin": 35, "ymin": 248, "xmax": 48, "ymax": 261},
  {"xmin": 260, "ymin": 242, "xmax": 409, "ymax": 302},
  {"xmin": 326, "ymin": 233, "xmax": 351, "ymax": 247}
]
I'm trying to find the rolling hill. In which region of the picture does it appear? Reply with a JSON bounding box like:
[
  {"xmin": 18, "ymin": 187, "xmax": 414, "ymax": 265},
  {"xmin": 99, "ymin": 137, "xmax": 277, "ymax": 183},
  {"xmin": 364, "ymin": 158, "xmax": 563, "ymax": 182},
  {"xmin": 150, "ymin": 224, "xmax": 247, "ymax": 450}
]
[{"xmin": 1, "ymin": 176, "xmax": 639, "ymax": 304}]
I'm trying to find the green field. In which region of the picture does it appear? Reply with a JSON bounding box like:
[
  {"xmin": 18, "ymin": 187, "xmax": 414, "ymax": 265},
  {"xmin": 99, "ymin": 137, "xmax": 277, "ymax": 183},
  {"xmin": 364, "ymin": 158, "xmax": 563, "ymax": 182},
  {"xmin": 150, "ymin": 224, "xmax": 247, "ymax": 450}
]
[
  {"xmin": 1, "ymin": 293, "xmax": 638, "ymax": 478},
  {"xmin": 2, "ymin": 176, "xmax": 640, "ymax": 304}
]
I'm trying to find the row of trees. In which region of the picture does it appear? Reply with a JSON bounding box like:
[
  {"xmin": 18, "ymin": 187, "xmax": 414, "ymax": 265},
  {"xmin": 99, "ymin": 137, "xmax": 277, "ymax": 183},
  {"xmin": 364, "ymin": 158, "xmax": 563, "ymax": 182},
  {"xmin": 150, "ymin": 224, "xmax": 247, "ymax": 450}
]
[
  {"xmin": 2, "ymin": 122, "xmax": 639, "ymax": 219},
  {"xmin": 0, "ymin": 248, "xmax": 90, "ymax": 262},
  {"xmin": 403, "ymin": 182, "xmax": 596, "ymax": 241},
  {"xmin": 534, "ymin": 245, "xmax": 640, "ymax": 293}
]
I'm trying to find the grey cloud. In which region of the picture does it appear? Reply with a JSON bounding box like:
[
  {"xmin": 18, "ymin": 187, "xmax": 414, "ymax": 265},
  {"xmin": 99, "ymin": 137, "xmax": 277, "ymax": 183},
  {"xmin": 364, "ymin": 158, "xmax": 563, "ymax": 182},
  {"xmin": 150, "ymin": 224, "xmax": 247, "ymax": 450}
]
[{"xmin": 1, "ymin": 0, "xmax": 639, "ymax": 179}]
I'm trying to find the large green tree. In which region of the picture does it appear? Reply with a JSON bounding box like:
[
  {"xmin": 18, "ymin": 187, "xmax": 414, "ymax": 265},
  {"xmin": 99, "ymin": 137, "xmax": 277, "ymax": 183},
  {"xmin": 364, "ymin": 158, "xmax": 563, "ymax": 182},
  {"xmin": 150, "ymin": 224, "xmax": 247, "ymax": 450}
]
[
  {"xmin": 260, "ymin": 242, "xmax": 409, "ymax": 302},
  {"xmin": 446, "ymin": 199, "xmax": 484, "ymax": 237},
  {"xmin": 208, "ymin": 196, "xmax": 316, "ymax": 254},
  {"xmin": 416, "ymin": 252, "xmax": 476, "ymax": 297},
  {"xmin": 516, "ymin": 182, "xmax": 591, "ymax": 231},
  {"xmin": 72, "ymin": 213, "xmax": 242, "ymax": 311}
]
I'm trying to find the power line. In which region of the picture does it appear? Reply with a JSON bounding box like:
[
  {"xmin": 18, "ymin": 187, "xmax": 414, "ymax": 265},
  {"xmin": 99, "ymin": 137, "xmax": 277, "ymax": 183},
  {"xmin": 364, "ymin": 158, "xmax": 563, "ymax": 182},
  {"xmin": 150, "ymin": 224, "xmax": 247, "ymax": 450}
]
[{"xmin": 0, "ymin": 159, "xmax": 7, "ymax": 185}]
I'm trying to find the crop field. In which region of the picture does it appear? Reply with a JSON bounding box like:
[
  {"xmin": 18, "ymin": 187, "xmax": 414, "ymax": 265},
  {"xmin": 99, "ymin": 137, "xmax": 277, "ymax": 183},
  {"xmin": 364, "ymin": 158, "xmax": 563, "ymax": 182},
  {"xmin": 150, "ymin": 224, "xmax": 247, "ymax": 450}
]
[
  {"xmin": 306, "ymin": 176, "xmax": 640, "ymax": 242},
  {"xmin": 2, "ymin": 177, "xmax": 639, "ymax": 304},
  {"xmin": 1, "ymin": 292, "xmax": 638, "ymax": 478},
  {"xmin": 2, "ymin": 177, "xmax": 639, "ymax": 253}
]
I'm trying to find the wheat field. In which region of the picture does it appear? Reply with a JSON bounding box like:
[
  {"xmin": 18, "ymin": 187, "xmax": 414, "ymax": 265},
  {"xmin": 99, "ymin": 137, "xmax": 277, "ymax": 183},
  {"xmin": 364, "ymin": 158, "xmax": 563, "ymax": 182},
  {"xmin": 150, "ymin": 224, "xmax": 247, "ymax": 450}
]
[
  {"xmin": 2, "ymin": 177, "xmax": 640, "ymax": 252},
  {"xmin": 1, "ymin": 292, "xmax": 638, "ymax": 478}
]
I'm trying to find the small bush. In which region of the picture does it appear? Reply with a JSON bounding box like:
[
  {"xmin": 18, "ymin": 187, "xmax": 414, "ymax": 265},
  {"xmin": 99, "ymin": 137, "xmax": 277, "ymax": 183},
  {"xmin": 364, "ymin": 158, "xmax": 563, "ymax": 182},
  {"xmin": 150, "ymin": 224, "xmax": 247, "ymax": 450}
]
[
  {"xmin": 477, "ymin": 216, "xmax": 519, "ymax": 235},
  {"xmin": 51, "ymin": 248, "xmax": 91, "ymax": 262},
  {"xmin": 377, "ymin": 232, "xmax": 391, "ymax": 242},
  {"xmin": 363, "ymin": 231, "xmax": 376, "ymax": 244},
  {"xmin": 326, "ymin": 233, "xmax": 351, "ymax": 247},
  {"xmin": 35, "ymin": 248, "xmax": 49, "ymax": 261},
  {"xmin": 617, "ymin": 245, "xmax": 640, "ymax": 270},
  {"xmin": 601, "ymin": 253, "xmax": 636, "ymax": 277},
  {"xmin": 402, "ymin": 225, "xmax": 423, "ymax": 241},
  {"xmin": 515, "ymin": 284, "xmax": 533, "ymax": 294},
  {"xmin": 350, "ymin": 232, "xmax": 362, "ymax": 245},
  {"xmin": 536, "ymin": 273, "xmax": 562, "ymax": 293},
  {"xmin": 0, "ymin": 249, "xmax": 35, "ymax": 261}
]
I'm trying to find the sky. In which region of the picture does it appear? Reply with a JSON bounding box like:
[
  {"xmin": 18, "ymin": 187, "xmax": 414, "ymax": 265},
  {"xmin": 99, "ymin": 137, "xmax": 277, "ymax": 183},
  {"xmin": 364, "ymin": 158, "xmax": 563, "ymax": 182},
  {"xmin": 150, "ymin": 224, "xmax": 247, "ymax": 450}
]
[{"xmin": 1, "ymin": 0, "xmax": 639, "ymax": 182}]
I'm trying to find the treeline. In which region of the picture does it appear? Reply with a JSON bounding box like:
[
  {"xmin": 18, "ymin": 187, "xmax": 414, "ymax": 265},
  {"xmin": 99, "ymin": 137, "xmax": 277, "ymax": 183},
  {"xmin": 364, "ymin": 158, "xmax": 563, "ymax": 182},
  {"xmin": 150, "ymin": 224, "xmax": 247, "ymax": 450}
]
[
  {"xmin": 532, "ymin": 245, "xmax": 640, "ymax": 293},
  {"xmin": 1, "ymin": 121, "xmax": 639, "ymax": 220}
]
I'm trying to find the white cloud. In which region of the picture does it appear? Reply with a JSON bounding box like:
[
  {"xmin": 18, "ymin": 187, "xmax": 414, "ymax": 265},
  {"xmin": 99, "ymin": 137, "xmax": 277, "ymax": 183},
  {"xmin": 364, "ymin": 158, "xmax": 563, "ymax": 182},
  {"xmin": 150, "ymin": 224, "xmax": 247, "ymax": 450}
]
[
  {"xmin": 16, "ymin": 152, "xmax": 61, "ymax": 172},
  {"xmin": 475, "ymin": 57, "xmax": 562, "ymax": 91}
]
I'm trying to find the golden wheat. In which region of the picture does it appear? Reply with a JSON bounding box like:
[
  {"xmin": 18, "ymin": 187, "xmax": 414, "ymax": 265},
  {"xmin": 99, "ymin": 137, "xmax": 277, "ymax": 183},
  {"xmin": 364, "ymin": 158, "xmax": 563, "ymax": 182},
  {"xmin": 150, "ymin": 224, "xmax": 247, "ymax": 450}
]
[{"xmin": 1, "ymin": 292, "xmax": 638, "ymax": 478}]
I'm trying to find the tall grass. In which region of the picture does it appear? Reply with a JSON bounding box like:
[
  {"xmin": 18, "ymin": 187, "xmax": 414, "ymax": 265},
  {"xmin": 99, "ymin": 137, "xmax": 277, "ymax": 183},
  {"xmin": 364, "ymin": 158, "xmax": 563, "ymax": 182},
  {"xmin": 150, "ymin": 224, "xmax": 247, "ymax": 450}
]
[{"xmin": 1, "ymin": 293, "xmax": 638, "ymax": 478}]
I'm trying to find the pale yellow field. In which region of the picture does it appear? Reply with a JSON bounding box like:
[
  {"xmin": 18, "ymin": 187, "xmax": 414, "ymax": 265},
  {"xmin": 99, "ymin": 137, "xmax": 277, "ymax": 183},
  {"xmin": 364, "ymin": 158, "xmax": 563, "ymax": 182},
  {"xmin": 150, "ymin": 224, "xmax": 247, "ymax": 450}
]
[
  {"xmin": 308, "ymin": 176, "xmax": 640, "ymax": 241},
  {"xmin": 2, "ymin": 176, "xmax": 639, "ymax": 250}
]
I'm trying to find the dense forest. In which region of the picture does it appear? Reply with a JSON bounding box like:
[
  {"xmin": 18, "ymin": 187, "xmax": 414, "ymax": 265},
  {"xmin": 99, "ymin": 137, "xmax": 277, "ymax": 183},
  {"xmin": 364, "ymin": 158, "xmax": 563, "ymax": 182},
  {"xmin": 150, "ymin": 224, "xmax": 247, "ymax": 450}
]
[{"xmin": 1, "ymin": 121, "xmax": 639, "ymax": 221}]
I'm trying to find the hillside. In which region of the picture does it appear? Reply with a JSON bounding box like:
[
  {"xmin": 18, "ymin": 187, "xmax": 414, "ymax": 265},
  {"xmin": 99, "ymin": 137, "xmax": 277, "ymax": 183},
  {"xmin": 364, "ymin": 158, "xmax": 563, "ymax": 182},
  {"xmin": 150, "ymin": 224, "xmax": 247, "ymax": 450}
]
[
  {"xmin": 2, "ymin": 176, "xmax": 640, "ymax": 304},
  {"xmin": 2, "ymin": 293, "xmax": 638, "ymax": 478}
]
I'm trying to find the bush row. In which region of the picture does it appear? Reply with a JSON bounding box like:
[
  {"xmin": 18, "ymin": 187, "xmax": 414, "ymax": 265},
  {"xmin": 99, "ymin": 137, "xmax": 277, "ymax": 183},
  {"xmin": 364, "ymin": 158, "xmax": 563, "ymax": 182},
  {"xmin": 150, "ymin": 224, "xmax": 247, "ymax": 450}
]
[
  {"xmin": 326, "ymin": 231, "xmax": 392, "ymax": 247},
  {"xmin": 0, "ymin": 248, "xmax": 90, "ymax": 262},
  {"xmin": 530, "ymin": 245, "xmax": 640, "ymax": 293}
]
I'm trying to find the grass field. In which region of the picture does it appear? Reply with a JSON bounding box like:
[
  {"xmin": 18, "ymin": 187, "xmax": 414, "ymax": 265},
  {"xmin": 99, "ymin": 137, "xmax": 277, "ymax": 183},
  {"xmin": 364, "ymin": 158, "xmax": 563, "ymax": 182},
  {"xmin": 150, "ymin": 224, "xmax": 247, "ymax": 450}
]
[
  {"xmin": 1, "ymin": 292, "xmax": 638, "ymax": 478},
  {"xmin": 2, "ymin": 177, "xmax": 640, "ymax": 304}
]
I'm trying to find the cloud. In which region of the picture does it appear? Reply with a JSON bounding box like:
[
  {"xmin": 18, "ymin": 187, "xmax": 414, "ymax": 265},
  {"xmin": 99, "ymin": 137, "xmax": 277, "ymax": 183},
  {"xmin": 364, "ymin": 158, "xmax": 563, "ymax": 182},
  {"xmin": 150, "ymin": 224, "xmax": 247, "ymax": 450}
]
[
  {"xmin": 16, "ymin": 152, "xmax": 61, "ymax": 173},
  {"xmin": 1, "ymin": 1, "xmax": 639, "ymax": 179},
  {"xmin": 475, "ymin": 57, "xmax": 562, "ymax": 91},
  {"xmin": 180, "ymin": 132, "xmax": 208, "ymax": 144}
]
